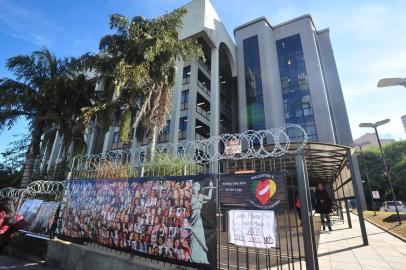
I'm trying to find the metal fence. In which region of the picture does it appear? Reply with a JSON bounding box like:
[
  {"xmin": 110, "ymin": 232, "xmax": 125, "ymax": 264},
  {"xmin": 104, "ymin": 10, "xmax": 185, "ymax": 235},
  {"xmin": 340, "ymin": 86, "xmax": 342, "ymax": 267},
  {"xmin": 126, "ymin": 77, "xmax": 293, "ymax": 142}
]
[{"xmin": 0, "ymin": 124, "xmax": 329, "ymax": 270}]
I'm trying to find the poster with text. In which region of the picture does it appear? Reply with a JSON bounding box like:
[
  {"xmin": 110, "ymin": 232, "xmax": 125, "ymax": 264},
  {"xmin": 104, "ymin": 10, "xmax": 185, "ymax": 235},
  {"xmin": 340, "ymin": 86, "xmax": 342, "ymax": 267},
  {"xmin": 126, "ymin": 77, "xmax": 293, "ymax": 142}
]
[
  {"xmin": 220, "ymin": 173, "xmax": 286, "ymax": 210},
  {"xmin": 28, "ymin": 202, "xmax": 59, "ymax": 236},
  {"xmin": 228, "ymin": 210, "xmax": 277, "ymax": 248},
  {"xmin": 57, "ymin": 175, "xmax": 217, "ymax": 269},
  {"xmin": 18, "ymin": 199, "xmax": 43, "ymax": 224}
]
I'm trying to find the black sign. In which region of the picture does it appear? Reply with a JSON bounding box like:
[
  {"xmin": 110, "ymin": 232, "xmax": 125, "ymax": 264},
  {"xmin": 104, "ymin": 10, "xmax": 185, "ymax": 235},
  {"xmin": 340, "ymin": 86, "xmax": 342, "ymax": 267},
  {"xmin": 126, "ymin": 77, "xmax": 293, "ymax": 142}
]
[
  {"xmin": 57, "ymin": 175, "xmax": 217, "ymax": 269},
  {"xmin": 220, "ymin": 173, "xmax": 286, "ymax": 210}
]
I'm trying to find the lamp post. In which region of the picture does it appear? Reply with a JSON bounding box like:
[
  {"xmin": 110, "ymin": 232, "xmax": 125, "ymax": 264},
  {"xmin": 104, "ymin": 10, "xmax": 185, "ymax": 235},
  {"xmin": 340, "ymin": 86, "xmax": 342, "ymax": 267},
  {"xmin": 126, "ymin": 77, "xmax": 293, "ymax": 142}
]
[
  {"xmin": 377, "ymin": 77, "xmax": 406, "ymax": 88},
  {"xmin": 359, "ymin": 119, "xmax": 401, "ymax": 224},
  {"xmin": 351, "ymin": 141, "xmax": 376, "ymax": 216}
]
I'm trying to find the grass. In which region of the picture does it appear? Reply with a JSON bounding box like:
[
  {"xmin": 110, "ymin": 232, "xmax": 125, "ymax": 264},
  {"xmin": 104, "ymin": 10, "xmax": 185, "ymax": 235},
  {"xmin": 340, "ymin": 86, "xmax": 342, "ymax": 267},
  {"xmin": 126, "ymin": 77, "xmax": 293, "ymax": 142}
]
[{"xmin": 364, "ymin": 211, "xmax": 406, "ymax": 239}]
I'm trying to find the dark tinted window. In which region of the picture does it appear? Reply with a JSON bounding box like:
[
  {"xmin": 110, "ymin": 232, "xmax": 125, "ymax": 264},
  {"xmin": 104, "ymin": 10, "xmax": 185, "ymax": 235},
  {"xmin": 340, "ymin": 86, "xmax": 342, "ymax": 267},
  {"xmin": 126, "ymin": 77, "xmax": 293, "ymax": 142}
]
[
  {"xmin": 276, "ymin": 34, "xmax": 318, "ymax": 142},
  {"xmin": 243, "ymin": 35, "xmax": 266, "ymax": 131}
]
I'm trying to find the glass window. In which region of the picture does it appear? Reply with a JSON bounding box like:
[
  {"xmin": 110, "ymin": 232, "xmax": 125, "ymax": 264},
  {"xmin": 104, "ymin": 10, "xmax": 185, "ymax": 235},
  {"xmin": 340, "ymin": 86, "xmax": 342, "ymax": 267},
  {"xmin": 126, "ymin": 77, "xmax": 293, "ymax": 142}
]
[
  {"xmin": 163, "ymin": 120, "xmax": 170, "ymax": 134},
  {"xmin": 181, "ymin": 90, "xmax": 189, "ymax": 104},
  {"xmin": 243, "ymin": 35, "xmax": 266, "ymax": 131},
  {"xmin": 182, "ymin": 66, "xmax": 191, "ymax": 85},
  {"xmin": 180, "ymin": 90, "xmax": 189, "ymax": 110},
  {"xmin": 112, "ymin": 132, "xmax": 119, "ymax": 144},
  {"xmin": 276, "ymin": 34, "xmax": 318, "ymax": 141},
  {"xmin": 183, "ymin": 66, "xmax": 191, "ymax": 78},
  {"xmin": 179, "ymin": 117, "xmax": 187, "ymax": 131}
]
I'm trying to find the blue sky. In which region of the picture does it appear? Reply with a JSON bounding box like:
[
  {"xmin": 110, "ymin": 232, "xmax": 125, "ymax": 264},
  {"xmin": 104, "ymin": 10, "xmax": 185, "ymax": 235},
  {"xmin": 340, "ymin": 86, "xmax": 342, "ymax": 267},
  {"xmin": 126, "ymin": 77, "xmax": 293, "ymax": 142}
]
[{"xmin": 1, "ymin": 0, "xmax": 406, "ymax": 154}]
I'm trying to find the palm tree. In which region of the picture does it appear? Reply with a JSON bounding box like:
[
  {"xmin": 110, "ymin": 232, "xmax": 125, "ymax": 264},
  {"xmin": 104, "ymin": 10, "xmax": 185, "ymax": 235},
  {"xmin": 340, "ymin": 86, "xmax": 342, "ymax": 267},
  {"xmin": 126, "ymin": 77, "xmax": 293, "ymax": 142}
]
[
  {"xmin": 0, "ymin": 48, "xmax": 64, "ymax": 187},
  {"xmin": 82, "ymin": 8, "xmax": 203, "ymax": 158},
  {"xmin": 49, "ymin": 56, "xmax": 97, "ymax": 180}
]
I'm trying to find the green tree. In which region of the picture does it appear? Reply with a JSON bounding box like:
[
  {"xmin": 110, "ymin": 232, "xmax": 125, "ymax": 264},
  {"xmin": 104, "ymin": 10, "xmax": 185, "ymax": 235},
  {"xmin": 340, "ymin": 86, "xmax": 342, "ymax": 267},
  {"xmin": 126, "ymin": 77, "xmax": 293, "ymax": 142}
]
[
  {"xmin": 359, "ymin": 141, "xmax": 406, "ymax": 204},
  {"xmin": 49, "ymin": 56, "xmax": 97, "ymax": 180},
  {"xmin": 82, "ymin": 8, "xmax": 203, "ymax": 156},
  {"xmin": 0, "ymin": 48, "xmax": 65, "ymax": 187}
]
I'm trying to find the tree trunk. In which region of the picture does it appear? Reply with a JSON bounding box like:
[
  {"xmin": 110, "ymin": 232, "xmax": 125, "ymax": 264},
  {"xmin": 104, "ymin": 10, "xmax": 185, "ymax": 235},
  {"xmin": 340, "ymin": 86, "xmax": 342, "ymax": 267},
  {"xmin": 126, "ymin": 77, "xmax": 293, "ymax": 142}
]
[
  {"xmin": 20, "ymin": 119, "xmax": 44, "ymax": 187},
  {"xmin": 149, "ymin": 125, "xmax": 158, "ymax": 162}
]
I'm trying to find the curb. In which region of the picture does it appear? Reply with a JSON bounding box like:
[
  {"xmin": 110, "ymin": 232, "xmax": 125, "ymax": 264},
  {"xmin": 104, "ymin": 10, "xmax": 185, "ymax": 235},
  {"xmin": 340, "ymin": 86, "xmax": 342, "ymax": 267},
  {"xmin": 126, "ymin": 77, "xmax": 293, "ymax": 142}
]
[{"xmin": 353, "ymin": 212, "xmax": 406, "ymax": 243}]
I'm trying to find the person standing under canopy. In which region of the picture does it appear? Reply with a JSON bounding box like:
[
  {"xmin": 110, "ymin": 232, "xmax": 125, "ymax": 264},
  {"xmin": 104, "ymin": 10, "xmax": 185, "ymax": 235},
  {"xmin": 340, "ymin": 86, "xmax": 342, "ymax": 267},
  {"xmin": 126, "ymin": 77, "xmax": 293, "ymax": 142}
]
[{"xmin": 315, "ymin": 183, "xmax": 333, "ymax": 231}]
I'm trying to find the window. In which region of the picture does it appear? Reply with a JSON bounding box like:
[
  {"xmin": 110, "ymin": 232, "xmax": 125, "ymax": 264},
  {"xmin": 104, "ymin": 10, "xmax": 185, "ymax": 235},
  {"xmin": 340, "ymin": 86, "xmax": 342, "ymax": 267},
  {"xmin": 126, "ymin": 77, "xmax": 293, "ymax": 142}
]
[
  {"xmin": 159, "ymin": 120, "xmax": 170, "ymax": 143},
  {"xmin": 182, "ymin": 66, "xmax": 191, "ymax": 85},
  {"xmin": 178, "ymin": 117, "xmax": 187, "ymax": 140},
  {"xmin": 111, "ymin": 131, "xmax": 122, "ymax": 150},
  {"xmin": 276, "ymin": 34, "xmax": 318, "ymax": 141},
  {"xmin": 179, "ymin": 117, "xmax": 187, "ymax": 131},
  {"xmin": 243, "ymin": 35, "xmax": 266, "ymax": 131},
  {"xmin": 163, "ymin": 120, "xmax": 170, "ymax": 134},
  {"xmin": 180, "ymin": 90, "xmax": 189, "ymax": 111}
]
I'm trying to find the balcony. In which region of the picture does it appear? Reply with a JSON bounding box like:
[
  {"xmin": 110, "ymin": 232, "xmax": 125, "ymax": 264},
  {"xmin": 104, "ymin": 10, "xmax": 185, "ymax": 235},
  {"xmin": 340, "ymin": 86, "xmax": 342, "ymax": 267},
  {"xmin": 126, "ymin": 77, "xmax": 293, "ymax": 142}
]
[
  {"xmin": 197, "ymin": 81, "xmax": 210, "ymax": 97},
  {"xmin": 158, "ymin": 133, "xmax": 169, "ymax": 143},
  {"xmin": 180, "ymin": 102, "xmax": 188, "ymax": 111},
  {"xmin": 141, "ymin": 137, "xmax": 152, "ymax": 145},
  {"xmin": 196, "ymin": 105, "xmax": 210, "ymax": 120},
  {"xmin": 182, "ymin": 76, "xmax": 190, "ymax": 85},
  {"xmin": 198, "ymin": 58, "xmax": 211, "ymax": 73},
  {"xmin": 178, "ymin": 130, "xmax": 187, "ymax": 140},
  {"xmin": 195, "ymin": 133, "xmax": 208, "ymax": 141}
]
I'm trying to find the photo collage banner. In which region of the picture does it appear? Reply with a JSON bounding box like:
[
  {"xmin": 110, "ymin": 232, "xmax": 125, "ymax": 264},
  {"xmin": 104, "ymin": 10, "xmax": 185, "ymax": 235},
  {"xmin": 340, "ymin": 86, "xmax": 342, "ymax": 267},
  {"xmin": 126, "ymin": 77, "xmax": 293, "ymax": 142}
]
[
  {"xmin": 57, "ymin": 175, "xmax": 217, "ymax": 269},
  {"xmin": 18, "ymin": 199, "xmax": 60, "ymax": 237}
]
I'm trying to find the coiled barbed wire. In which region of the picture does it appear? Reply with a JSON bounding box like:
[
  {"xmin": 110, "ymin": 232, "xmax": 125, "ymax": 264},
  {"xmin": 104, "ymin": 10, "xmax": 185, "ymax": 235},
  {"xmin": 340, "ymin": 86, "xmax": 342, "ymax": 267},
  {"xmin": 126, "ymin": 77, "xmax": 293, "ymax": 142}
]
[
  {"xmin": 70, "ymin": 124, "xmax": 308, "ymax": 172},
  {"xmin": 0, "ymin": 125, "xmax": 307, "ymax": 199},
  {"xmin": 0, "ymin": 180, "xmax": 65, "ymax": 199}
]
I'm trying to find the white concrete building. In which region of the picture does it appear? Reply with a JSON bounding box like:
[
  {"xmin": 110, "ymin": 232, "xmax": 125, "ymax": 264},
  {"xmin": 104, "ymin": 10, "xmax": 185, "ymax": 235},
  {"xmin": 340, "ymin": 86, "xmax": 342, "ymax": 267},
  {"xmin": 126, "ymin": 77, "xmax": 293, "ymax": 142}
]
[
  {"xmin": 42, "ymin": 0, "xmax": 354, "ymax": 171},
  {"xmin": 402, "ymin": 115, "xmax": 406, "ymax": 134},
  {"xmin": 235, "ymin": 16, "xmax": 352, "ymax": 145}
]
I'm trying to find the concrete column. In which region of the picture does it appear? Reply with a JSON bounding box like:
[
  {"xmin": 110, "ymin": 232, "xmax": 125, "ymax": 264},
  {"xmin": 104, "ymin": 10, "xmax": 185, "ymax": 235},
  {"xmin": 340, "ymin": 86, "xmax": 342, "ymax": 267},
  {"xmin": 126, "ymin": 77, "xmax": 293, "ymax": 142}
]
[
  {"xmin": 102, "ymin": 127, "xmax": 114, "ymax": 154},
  {"xmin": 186, "ymin": 61, "xmax": 199, "ymax": 140},
  {"xmin": 47, "ymin": 130, "xmax": 62, "ymax": 170},
  {"xmin": 85, "ymin": 126, "xmax": 96, "ymax": 155},
  {"xmin": 210, "ymin": 48, "xmax": 220, "ymax": 138},
  {"xmin": 210, "ymin": 47, "xmax": 219, "ymax": 173},
  {"xmin": 168, "ymin": 60, "xmax": 184, "ymax": 147}
]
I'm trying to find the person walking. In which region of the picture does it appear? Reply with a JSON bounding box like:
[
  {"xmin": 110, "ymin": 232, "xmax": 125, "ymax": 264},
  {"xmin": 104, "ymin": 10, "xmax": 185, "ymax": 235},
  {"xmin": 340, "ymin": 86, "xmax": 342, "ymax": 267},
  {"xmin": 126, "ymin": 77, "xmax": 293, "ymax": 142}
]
[
  {"xmin": 315, "ymin": 183, "xmax": 333, "ymax": 231},
  {"xmin": 0, "ymin": 198, "xmax": 27, "ymax": 254},
  {"xmin": 294, "ymin": 191, "xmax": 301, "ymax": 224}
]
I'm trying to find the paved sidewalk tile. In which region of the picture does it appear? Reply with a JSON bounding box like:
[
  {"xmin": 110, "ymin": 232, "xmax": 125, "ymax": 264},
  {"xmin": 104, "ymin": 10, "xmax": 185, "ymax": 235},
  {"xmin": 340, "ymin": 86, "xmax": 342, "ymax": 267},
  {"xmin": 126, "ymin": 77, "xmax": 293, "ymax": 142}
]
[{"xmin": 317, "ymin": 213, "xmax": 406, "ymax": 270}]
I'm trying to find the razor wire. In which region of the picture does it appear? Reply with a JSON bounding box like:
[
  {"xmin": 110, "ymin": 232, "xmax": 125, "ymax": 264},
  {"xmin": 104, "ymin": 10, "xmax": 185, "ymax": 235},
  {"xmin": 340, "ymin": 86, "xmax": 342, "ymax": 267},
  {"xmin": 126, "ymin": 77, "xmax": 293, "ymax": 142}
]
[
  {"xmin": 70, "ymin": 124, "xmax": 308, "ymax": 173},
  {"xmin": 0, "ymin": 180, "xmax": 65, "ymax": 199}
]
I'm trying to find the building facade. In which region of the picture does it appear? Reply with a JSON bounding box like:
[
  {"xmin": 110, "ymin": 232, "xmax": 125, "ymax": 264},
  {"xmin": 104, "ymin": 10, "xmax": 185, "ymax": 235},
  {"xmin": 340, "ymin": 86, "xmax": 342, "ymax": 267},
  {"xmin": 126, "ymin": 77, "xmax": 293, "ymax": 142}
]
[
  {"xmin": 41, "ymin": 0, "xmax": 354, "ymax": 171},
  {"xmin": 235, "ymin": 16, "xmax": 352, "ymax": 145}
]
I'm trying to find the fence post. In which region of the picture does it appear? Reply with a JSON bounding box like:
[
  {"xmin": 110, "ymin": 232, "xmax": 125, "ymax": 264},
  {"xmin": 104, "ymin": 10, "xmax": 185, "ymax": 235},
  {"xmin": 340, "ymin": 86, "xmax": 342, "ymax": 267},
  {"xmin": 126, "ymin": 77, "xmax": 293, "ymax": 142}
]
[
  {"xmin": 346, "ymin": 149, "xmax": 368, "ymax": 246},
  {"xmin": 295, "ymin": 154, "xmax": 318, "ymax": 270}
]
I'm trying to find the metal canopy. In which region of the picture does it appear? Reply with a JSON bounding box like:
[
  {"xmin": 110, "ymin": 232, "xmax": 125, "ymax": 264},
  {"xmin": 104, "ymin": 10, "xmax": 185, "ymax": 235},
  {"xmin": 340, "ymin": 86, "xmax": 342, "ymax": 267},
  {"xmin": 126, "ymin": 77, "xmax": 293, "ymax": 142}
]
[{"xmin": 223, "ymin": 142, "xmax": 351, "ymax": 187}]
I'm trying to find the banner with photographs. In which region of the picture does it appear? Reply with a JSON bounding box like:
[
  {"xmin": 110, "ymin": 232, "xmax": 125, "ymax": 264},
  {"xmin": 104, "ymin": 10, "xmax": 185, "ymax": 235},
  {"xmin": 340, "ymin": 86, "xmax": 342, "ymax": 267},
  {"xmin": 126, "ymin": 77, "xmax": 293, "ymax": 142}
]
[
  {"xmin": 18, "ymin": 199, "xmax": 43, "ymax": 224},
  {"xmin": 28, "ymin": 202, "xmax": 59, "ymax": 236},
  {"xmin": 57, "ymin": 175, "xmax": 217, "ymax": 269},
  {"xmin": 220, "ymin": 173, "xmax": 286, "ymax": 211},
  {"xmin": 18, "ymin": 199, "xmax": 60, "ymax": 237},
  {"xmin": 228, "ymin": 210, "xmax": 277, "ymax": 248}
]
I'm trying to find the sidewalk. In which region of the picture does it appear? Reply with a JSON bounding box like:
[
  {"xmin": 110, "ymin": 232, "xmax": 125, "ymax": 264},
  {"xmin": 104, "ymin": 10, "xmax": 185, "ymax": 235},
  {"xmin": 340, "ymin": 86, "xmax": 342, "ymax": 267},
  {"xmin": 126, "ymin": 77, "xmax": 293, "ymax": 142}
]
[
  {"xmin": 317, "ymin": 213, "xmax": 406, "ymax": 270},
  {"xmin": 0, "ymin": 255, "xmax": 59, "ymax": 269}
]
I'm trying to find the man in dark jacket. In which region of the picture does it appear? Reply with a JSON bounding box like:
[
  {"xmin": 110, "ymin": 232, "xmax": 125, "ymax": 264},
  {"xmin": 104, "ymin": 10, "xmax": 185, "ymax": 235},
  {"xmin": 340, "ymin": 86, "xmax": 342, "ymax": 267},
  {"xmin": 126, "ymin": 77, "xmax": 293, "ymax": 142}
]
[{"xmin": 315, "ymin": 183, "xmax": 333, "ymax": 231}]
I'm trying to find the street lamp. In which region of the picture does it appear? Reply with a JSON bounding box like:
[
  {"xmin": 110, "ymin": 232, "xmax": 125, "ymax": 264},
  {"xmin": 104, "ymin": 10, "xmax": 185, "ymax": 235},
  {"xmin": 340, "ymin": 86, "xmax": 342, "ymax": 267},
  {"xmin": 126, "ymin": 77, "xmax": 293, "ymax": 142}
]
[
  {"xmin": 377, "ymin": 77, "xmax": 406, "ymax": 88},
  {"xmin": 359, "ymin": 119, "xmax": 402, "ymax": 224},
  {"xmin": 351, "ymin": 141, "xmax": 376, "ymax": 216}
]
